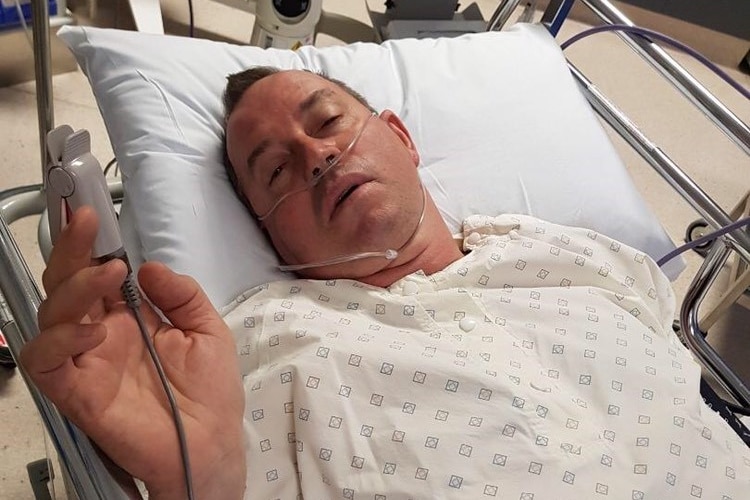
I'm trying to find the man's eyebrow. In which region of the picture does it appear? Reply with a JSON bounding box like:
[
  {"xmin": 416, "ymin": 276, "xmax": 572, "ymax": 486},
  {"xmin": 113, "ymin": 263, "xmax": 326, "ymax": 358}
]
[
  {"xmin": 246, "ymin": 138, "xmax": 270, "ymax": 176},
  {"xmin": 245, "ymin": 87, "xmax": 335, "ymax": 174},
  {"xmin": 299, "ymin": 88, "xmax": 335, "ymax": 113}
]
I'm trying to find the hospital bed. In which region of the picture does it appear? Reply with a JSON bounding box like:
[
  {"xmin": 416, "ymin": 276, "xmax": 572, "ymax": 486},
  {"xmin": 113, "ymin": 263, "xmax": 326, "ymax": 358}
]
[{"xmin": 0, "ymin": 0, "xmax": 748, "ymax": 497}]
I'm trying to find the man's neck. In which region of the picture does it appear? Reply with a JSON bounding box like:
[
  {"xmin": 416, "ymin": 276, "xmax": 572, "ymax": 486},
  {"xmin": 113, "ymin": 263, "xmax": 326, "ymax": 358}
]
[{"xmin": 356, "ymin": 205, "xmax": 464, "ymax": 288}]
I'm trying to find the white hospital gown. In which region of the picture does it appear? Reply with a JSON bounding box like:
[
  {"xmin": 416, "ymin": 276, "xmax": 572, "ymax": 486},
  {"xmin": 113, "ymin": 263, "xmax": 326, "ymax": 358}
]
[{"xmin": 224, "ymin": 214, "xmax": 750, "ymax": 499}]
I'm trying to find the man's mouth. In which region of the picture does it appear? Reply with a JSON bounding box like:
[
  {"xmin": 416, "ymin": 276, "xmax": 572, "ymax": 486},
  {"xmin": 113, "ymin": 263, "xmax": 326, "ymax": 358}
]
[
  {"xmin": 324, "ymin": 173, "xmax": 373, "ymax": 221},
  {"xmin": 336, "ymin": 184, "xmax": 360, "ymax": 207}
]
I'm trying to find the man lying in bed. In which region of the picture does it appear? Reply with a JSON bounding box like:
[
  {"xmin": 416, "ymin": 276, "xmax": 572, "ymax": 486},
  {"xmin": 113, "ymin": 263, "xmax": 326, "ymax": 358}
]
[{"xmin": 21, "ymin": 68, "xmax": 750, "ymax": 500}]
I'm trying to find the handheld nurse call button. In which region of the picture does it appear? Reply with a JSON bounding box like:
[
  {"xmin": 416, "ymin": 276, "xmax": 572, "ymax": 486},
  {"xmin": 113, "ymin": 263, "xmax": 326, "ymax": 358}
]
[{"xmin": 48, "ymin": 167, "xmax": 76, "ymax": 198}]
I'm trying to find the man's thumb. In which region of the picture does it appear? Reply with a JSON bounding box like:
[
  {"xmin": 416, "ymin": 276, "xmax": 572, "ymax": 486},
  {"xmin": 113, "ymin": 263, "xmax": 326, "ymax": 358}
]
[{"xmin": 137, "ymin": 261, "xmax": 224, "ymax": 335}]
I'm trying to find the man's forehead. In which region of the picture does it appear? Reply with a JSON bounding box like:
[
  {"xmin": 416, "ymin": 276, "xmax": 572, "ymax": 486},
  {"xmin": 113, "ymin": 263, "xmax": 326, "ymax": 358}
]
[
  {"xmin": 227, "ymin": 70, "xmax": 352, "ymax": 170},
  {"xmin": 246, "ymin": 70, "xmax": 343, "ymax": 105}
]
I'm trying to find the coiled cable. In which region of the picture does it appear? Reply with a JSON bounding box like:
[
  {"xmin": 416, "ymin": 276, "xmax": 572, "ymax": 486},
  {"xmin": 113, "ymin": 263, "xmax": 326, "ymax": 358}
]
[{"xmin": 119, "ymin": 262, "xmax": 195, "ymax": 500}]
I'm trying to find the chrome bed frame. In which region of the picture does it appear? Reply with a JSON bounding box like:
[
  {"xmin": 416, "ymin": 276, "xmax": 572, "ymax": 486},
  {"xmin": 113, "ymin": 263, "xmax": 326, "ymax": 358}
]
[{"xmin": 0, "ymin": 0, "xmax": 748, "ymax": 497}]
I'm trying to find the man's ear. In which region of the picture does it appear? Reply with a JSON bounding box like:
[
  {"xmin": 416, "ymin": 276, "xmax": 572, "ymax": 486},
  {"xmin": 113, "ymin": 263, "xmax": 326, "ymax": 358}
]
[{"xmin": 379, "ymin": 110, "xmax": 420, "ymax": 167}]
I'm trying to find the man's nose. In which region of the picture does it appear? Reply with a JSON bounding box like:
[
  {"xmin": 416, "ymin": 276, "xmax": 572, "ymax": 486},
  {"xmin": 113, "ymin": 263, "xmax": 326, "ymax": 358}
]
[{"xmin": 298, "ymin": 137, "xmax": 340, "ymax": 183}]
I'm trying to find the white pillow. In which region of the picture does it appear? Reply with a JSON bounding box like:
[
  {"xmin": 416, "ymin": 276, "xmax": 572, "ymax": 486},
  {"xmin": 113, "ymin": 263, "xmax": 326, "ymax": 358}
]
[{"xmin": 58, "ymin": 24, "xmax": 684, "ymax": 309}]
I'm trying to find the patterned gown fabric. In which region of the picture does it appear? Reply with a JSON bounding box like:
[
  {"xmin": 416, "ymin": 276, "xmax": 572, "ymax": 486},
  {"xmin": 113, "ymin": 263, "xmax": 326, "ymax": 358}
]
[{"xmin": 224, "ymin": 214, "xmax": 750, "ymax": 499}]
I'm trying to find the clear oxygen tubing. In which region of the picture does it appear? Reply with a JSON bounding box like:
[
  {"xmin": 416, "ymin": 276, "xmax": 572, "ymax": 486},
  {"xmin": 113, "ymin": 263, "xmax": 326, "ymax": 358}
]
[
  {"xmin": 257, "ymin": 112, "xmax": 378, "ymax": 222},
  {"xmin": 278, "ymin": 182, "xmax": 427, "ymax": 272}
]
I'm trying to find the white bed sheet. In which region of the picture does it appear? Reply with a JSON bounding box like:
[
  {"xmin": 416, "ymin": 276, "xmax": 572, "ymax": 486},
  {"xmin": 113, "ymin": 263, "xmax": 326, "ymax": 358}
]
[{"xmin": 57, "ymin": 24, "xmax": 685, "ymax": 310}]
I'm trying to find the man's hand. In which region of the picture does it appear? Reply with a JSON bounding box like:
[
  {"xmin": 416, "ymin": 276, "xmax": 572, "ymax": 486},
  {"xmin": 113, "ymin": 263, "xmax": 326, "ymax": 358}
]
[{"xmin": 20, "ymin": 207, "xmax": 246, "ymax": 499}]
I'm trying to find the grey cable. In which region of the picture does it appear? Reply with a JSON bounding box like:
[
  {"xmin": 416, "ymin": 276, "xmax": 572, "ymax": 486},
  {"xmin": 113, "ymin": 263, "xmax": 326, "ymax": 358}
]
[{"xmin": 120, "ymin": 270, "xmax": 196, "ymax": 500}]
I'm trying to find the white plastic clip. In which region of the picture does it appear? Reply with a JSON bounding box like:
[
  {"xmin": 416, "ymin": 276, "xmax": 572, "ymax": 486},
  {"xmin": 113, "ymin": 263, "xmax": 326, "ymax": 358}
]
[{"xmin": 45, "ymin": 126, "xmax": 123, "ymax": 259}]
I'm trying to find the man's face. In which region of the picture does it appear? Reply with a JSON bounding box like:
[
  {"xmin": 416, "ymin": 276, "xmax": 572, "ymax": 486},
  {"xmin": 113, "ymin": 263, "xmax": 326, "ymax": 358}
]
[{"xmin": 225, "ymin": 70, "xmax": 423, "ymax": 280}]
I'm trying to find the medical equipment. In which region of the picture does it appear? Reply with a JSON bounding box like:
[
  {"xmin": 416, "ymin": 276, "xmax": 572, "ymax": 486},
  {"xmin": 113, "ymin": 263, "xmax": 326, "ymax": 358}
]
[
  {"xmin": 210, "ymin": 0, "xmax": 323, "ymax": 49},
  {"xmin": 45, "ymin": 126, "xmax": 123, "ymax": 258},
  {"xmin": 251, "ymin": 0, "xmax": 321, "ymax": 49},
  {"xmin": 45, "ymin": 125, "xmax": 197, "ymax": 499},
  {"xmin": 0, "ymin": 0, "xmax": 749, "ymax": 497},
  {"xmin": 365, "ymin": 0, "xmax": 488, "ymax": 41}
]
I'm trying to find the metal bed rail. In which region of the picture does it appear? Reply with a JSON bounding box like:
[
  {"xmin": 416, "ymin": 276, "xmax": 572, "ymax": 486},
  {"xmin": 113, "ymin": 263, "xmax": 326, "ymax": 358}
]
[
  {"xmin": 568, "ymin": 66, "xmax": 750, "ymax": 407},
  {"xmin": 0, "ymin": 184, "xmax": 138, "ymax": 500},
  {"xmin": 566, "ymin": 0, "xmax": 750, "ymax": 409},
  {"xmin": 579, "ymin": 0, "xmax": 750, "ymax": 156},
  {"xmin": 680, "ymin": 240, "xmax": 750, "ymax": 409},
  {"xmin": 489, "ymin": 0, "xmax": 750, "ymax": 408},
  {"xmin": 491, "ymin": 0, "xmax": 750, "ymax": 156},
  {"xmin": 31, "ymin": 0, "xmax": 54, "ymax": 181},
  {"xmin": 1, "ymin": 0, "xmax": 140, "ymax": 495}
]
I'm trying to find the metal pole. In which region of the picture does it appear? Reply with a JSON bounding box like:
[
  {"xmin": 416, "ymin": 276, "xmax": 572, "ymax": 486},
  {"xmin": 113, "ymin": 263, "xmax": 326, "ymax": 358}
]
[
  {"xmin": 0, "ymin": 209, "xmax": 139, "ymax": 498},
  {"xmin": 680, "ymin": 241, "xmax": 750, "ymax": 408},
  {"xmin": 30, "ymin": 0, "xmax": 55, "ymax": 181},
  {"xmin": 0, "ymin": 190, "xmax": 46, "ymax": 224},
  {"xmin": 486, "ymin": 0, "xmax": 523, "ymax": 31},
  {"xmin": 569, "ymin": 63, "xmax": 750, "ymax": 261},
  {"xmin": 580, "ymin": 0, "xmax": 750, "ymax": 155}
]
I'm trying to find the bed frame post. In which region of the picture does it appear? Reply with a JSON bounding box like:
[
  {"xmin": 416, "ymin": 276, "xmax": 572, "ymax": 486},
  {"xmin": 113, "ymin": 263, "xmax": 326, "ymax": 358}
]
[
  {"xmin": 0, "ymin": 211, "xmax": 142, "ymax": 499},
  {"xmin": 486, "ymin": 0, "xmax": 524, "ymax": 32},
  {"xmin": 567, "ymin": 61, "xmax": 750, "ymax": 412},
  {"xmin": 681, "ymin": 241, "xmax": 750, "ymax": 409},
  {"xmin": 579, "ymin": 0, "xmax": 750, "ymax": 155},
  {"xmin": 567, "ymin": 64, "xmax": 750, "ymax": 257},
  {"xmin": 31, "ymin": 0, "xmax": 55, "ymax": 181}
]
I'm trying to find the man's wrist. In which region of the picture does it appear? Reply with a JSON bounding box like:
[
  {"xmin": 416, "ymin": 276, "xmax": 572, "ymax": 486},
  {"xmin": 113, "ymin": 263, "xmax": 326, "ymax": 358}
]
[{"xmin": 147, "ymin": 443, "xmax": 246, "ymax": 500}]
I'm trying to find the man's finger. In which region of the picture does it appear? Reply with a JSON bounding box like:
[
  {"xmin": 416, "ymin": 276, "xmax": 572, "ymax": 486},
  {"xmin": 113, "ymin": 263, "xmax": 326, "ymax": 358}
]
[
  {"xmin": 42, "ymin": 207, "xmax": 99, "ymax": 295},
  {"xmin": 38, "ymin": 258, "xmax": 128, "ymax": 331},
  {"xmin": 138, "ymin": 262, "xmax": 227, "ymax": 337},
  {"xmin": 20, "ymin": 323, "xmax": 106, "ymax": 378}
]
